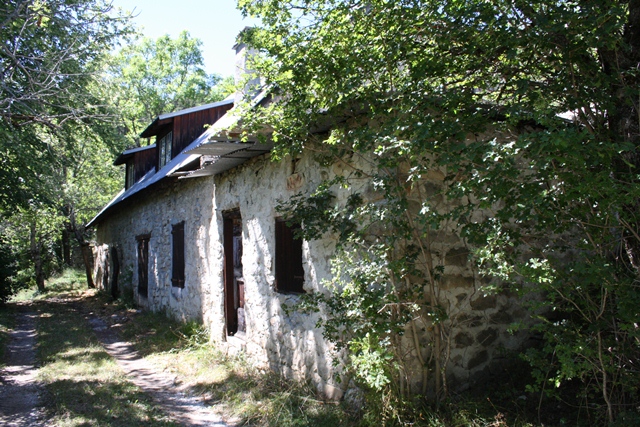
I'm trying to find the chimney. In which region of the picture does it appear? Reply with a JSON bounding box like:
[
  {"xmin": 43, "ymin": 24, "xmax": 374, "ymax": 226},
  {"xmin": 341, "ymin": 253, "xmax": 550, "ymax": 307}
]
[{"xmin": 233, "ymin": 27, "xmax": 261, "ymax": 105}]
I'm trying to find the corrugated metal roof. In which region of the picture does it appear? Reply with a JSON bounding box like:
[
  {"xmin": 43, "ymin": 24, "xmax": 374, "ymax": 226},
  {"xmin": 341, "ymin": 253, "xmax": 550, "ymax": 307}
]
[
  {"xmin": 87, "ymin": 89, "xmax": 273, "ymax": 228},
  {"xmin": 179, "ymin": 141, "xmax": 273, "ymax": 179}
]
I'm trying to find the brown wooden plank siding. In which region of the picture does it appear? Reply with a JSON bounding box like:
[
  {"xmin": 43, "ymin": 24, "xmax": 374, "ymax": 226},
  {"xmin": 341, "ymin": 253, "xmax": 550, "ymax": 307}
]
[
  {"xmin": 171, "ymin": 104, "xmax": 234, "ymax": 155},
  {"xmin": 134, "ymin": 147, "xmax": 157, "ymax": 181}
]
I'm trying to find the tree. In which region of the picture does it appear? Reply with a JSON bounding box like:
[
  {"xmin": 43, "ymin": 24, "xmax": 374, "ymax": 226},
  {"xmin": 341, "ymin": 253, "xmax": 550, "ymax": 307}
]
[
  {"xmin": 0, "ymin": 0, "xmax": 132, "ymax": 294},
  {"xmin": 239, "ymin": 0, "xmax": 640, "ymax": 423},
  {"xmin": 107, "ymin": 31, "xmax": 229, "ymax": 146},
  {"xmin": 0, "ymin": 0, "xmax": 131, "ymax": 128}
]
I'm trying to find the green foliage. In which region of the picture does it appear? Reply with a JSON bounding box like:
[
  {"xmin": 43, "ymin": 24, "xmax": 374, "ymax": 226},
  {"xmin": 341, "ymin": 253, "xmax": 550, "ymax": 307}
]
[
  {"xmin": 0, "ymin": 239, "xmax": 19, "ymax": 304},
  {"xmin": 107, "ymin": 31, "xmax": 230, "ymax": 146},
  {"xmin": 0, "ymin": 0, "xmax": 132, "ymax": 129},
  {"xmin": 240, "ymin": 0, "xmax": 640, "ymax": 423},
  {"xmin": 0, "ymin": 0, "xmax": 133, "ymax": 297},
  {"xmin": 349, "ymin": 334, "xmax": 394, "ymax": 391}
]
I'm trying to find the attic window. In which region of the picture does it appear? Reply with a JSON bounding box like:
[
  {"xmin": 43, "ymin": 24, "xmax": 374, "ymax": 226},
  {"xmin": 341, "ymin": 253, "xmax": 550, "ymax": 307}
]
[
  {"xmin": 158, "ymin": 131, "xmax": 173, "ymax": 169},
  {"xmin": 275, "ymin": 218, "xmax": 305, "ymax": 294},
  {"xmin": 125, "ymin": 161, "xmax": 135, "ymax": 189},
  {"xmin": 171, "ymin": 221, "xmax": 185, "ymax": 288}
]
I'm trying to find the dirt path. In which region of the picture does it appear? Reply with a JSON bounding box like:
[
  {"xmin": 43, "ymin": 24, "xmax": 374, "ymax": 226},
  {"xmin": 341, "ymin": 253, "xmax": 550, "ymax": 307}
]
[
  {"xmin": 0, "ymin": 299, "xmax": 233, "ymax": 426},
  {"xmin": 0, "ymin": 306, "xmax": 44, "ymax": 427},
  {"xmin": 86, "ymin": 314, "xmax": 234, "ymax": 427}
]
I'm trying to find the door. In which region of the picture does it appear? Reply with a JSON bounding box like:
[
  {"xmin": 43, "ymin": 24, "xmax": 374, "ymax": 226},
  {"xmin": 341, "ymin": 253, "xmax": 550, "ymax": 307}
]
[
  {"xmin": 137, "ymin": 235, "xmax": 150, "ymax": 297},
  {"xmin": 110, "ymin": 246, "xmax": 119, "ymax": 299},
  {"xmin": 223, "ymin": 210, "xmax": 244, "ymax": 336}
]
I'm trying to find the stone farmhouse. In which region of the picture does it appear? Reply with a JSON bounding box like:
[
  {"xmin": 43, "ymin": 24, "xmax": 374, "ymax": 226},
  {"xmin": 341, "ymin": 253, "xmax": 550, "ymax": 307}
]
[{"xmin": 88, "ymin": 42, "xmax": 532, "ymax": 399}]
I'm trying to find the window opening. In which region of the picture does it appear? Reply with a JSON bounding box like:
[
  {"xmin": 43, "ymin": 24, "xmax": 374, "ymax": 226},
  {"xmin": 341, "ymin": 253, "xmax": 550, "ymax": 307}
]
[
  {"xmin": 158, "ymin": 131, "xmax": 173, "ymax": 169},
  {"xmin": 126, "ymin": 161, "xmax": 135, "ymax": 189},
  {"xmin": 275, "ymin": 218, "xmax": 305, "ymax": 294}
]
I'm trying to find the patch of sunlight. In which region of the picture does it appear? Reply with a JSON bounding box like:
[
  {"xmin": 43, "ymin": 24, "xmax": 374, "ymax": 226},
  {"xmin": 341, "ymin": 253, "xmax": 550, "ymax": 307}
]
[
  {"xmin": 145, "ymin": 347, "xmax": 231, "ymax": 387},
  {"xmin": 53, "ymin": 415, "xmax": 94, "ymax": 427},
  {"xmin": 10, "ymin": 286, "xmax": 39, "ymax": 302}
]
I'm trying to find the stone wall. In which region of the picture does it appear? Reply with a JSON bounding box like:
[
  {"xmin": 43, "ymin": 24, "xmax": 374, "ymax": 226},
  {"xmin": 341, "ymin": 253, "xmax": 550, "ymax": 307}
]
[
  {"xmin": 93, "ymin": 145, "xmax": 531, "ymax": 398},
  {"xmin": 94, "ymin": 175, "xmax": 218, "ymax": 323}
]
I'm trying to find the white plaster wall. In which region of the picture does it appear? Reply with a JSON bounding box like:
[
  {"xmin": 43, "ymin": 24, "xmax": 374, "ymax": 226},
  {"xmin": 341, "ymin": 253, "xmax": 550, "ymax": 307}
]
[
  {"xmin": 95, "ymin": 176, "xmax": 220, "ymax": 323},
  {"xmin": 94, "ymin": 143, "xmax": 530, "ymax": 398},
  {"xmin": 212, "ymin": 152, "xmax": 345, "ymax": 396},
  {"xmin": 94, "ymin": 151, "xmax": 348, "ymax": 397}
]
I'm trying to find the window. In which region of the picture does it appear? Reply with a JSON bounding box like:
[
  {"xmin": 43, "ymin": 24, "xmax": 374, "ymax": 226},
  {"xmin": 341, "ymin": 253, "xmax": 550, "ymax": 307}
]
[
  {"xmin": 136, "ymin": 234, "xmax": 150, "ymax": 297},
  {"xmin": 275, "ymin": 218, "xmax": 305, "ymax": 293},
  {"xmin": 158, "ymin": 131, "xmax": 173, "ymax": 169},
  {"xmin": 125, "ymin": 161, "xmax": 135, "ymax": 189},
  {"xmin": 171, "ymin": 222, "xmax": 185, "ymax": 288}
]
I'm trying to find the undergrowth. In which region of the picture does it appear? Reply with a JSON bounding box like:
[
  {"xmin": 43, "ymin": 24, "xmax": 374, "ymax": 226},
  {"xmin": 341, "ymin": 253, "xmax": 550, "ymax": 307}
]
[
  {"xmin": 11, "ymin": 268, "xmax": 89, "ymax": 302},
  {"xmin": 0, "ymin": 269, "xmax": 576, "ymax": 426},
  {"xmin": 0, "ymin": 304, "xmax": 15, "ymax": 369},
  {"xmin": 121, "ymin": 309, "xmax": 544, "ymax": 427}
]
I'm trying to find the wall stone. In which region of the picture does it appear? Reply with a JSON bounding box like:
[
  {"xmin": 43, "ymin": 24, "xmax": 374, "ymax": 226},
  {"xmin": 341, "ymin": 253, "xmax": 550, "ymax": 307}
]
[{"xmin": 93, "ymin": 145, "xmax": 531, "ymax": 398}]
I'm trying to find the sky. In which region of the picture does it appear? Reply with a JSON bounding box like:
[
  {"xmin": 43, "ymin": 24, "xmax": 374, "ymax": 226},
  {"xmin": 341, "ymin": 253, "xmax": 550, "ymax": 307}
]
[{"xmin": 109, "ymin": 0, "xmax": 260, "ymax": 78}]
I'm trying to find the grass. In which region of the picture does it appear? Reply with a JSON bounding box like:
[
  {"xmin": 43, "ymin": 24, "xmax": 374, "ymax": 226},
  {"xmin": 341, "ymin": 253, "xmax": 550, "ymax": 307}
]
[
  {"xmin": 10, "ymin": 268, "xmax": 90, "ymax": 302},
  {"xmin": 120, "ymin": 312, "xmax": 358, "ymax": 427},
  {"xmin": 0, "ymin": 303, "xmax": 16, "ymax": 369},
  {"xmin": 9, "ymin": 269, "xmax": 175, "ymax": 426},
  {"xmin": 1, "ymin": 270, "xmax": 555, "ymax": 426},
  {"xmin": 35, "ymin": 299, "xmax": 177, "ymax": 426}
]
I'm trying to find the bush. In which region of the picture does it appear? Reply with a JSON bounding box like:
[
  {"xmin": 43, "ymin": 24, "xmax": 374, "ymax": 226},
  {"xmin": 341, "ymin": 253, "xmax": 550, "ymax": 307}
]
[{"xmin": 0, "ymin": 240, "xmax": 19, "ymax": 303}]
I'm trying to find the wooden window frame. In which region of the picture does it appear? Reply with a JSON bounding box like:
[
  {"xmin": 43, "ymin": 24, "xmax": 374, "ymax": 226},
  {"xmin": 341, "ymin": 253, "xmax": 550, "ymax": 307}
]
[
  {"xmin": 158, "ymin": 131, "xmax": 173, "ymax": 169},
  {"xmin": 136, "ymin": 234, "xmax": 150, "ymax": 297},
  {"xmin": 171, "ymin": 222, "xmax": 185, "ymax": 288},
  {"xmin": 275, "ymin": 218, "xmax": 305, "ymax": 294},
  {"xmin": 125, "ymin": 161, "xmax": 135, "ymax": 189}
]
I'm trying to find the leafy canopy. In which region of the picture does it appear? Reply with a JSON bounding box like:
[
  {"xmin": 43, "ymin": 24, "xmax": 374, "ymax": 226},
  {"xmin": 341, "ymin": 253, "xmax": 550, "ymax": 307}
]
[
  {"xmin": 107, "ymin": 31, "xmax": 232, "ymax": 146},
  {"xmin": 239, "ymin": 0, "xmax": 640, "ymax": 422}
]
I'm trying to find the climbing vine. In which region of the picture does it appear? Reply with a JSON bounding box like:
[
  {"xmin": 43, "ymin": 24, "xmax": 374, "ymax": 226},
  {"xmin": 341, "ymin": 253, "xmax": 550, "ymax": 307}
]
[{"xmin": 240, "ymin": 0, "xmax": 640, "ymax": 423}]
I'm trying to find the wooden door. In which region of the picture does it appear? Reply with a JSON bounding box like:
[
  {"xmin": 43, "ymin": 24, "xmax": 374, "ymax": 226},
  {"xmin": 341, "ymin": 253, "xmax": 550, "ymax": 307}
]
[
  {"xmin": 223, "ymin": 211, "xmax": 243, "ymax": 335},
  {"xmin": 110, "ymin": 246, "xmax": 119, "ymax": 299},
  {"xmin": 137, "ymin": 235, "xmax": 150, "ymax": 297}
]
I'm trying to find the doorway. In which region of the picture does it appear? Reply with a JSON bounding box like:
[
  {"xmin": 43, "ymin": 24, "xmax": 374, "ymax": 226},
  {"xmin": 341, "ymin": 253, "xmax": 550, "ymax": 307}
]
[
  {"xmin": 110, "ymin": 246, "xmax": 119, "ymax": 299},
  {"xmin": 223, "ymin": 210, "xmax": 244, "ymax": 336}
]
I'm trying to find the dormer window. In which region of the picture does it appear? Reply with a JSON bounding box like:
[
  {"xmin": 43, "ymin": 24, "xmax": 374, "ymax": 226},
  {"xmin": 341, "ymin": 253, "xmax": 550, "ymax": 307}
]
[
  {"xmin": 158, "ymin": 131, "xmax": 173, "ymax": 169},
  {"xmin": 125, "ymin": 161, "xmax": 135, "ymax": 189}
]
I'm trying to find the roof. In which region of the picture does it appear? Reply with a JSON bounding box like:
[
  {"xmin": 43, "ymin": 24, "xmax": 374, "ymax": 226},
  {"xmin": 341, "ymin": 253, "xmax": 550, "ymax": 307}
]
[
  {"xmin": 139, "ymin": 96, "xmax": 235, "ymax": 138},
  {"xmin": 113, "ymin": 144, "xmax": 156, "ymax": 166},
  {"xmin": 86, "ymin": 89, "xmax": 272, "ymax": 228}
]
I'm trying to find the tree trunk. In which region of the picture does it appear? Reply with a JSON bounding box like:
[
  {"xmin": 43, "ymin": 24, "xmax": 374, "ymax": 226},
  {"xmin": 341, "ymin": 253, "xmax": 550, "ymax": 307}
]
[
  {"xmin": 80, "ymin": 242, "xmax": 95, "ymax": 289},
  {"xmin": 61, "ymin": 228, "xmax": 71, "ymax": 266},
  {"xmin": 30, "ymin": 221, "xmax": 45, "ymax": 293},
  {"xmin": 67, "ymin": 208, "xmax": 95, "ymax": 288}
]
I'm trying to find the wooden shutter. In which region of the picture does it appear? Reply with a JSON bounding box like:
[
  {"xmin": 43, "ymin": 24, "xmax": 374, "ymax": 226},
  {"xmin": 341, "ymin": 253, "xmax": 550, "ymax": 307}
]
[
  {"xmin": 223, "ymin": 215, "xmax": 237, "ymax": 335},
  {"xmin": 171, "ymin": 222, "xmax": 185, "ymax": 288}
]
